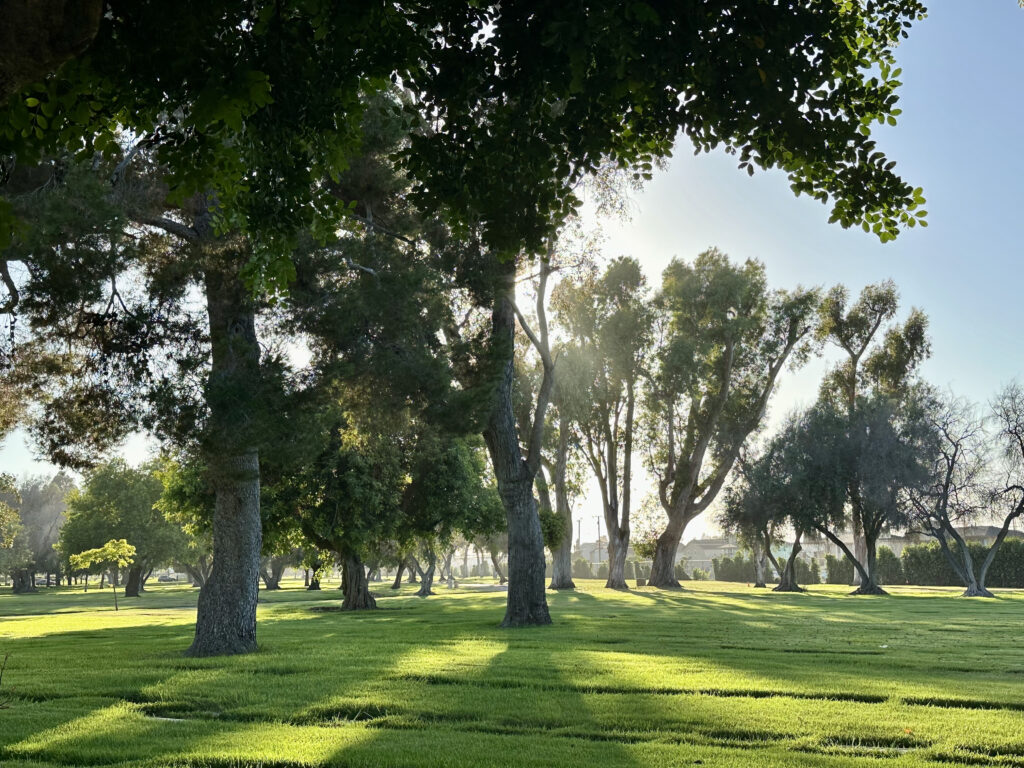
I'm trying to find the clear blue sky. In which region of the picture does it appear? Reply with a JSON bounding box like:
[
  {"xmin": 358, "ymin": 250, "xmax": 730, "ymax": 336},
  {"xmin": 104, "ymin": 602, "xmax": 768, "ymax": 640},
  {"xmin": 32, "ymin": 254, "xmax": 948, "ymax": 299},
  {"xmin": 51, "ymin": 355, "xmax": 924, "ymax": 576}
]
[{"xmin": 2, "ymin": 3, "xmax": 1022, "ymax": 544}]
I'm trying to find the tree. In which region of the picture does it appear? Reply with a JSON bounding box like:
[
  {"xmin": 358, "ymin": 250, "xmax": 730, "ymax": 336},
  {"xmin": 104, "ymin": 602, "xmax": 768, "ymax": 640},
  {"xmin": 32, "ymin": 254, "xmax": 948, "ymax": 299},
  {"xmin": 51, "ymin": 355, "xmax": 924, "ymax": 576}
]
[
  {"xmin": 59, "ymin": 460, "xmax": 183, "ymax": 597},
  {"xmin": 910, "ymin": 385, "xmax": 1024, "ymax": 597},
  {"xmin": 0, "ymin": 472, "xmax": 74, "ymax": 591},
  {"xmin": 816, "ymin": 281, "xmax": 930, "ymax": 584},
  {"xmin": 553, "ymin": 257, "xmax": 652, "ymax": 588},
  {"xmin": 154, "ymin": 457, "xmax": 214, "ymax": 588},
  {"xmin": 3, "ymin": 1, "xmax": 930, "ymax": 643},
  {"xmin": 644, "ymin": 250, "xmax": 819, "ymax": 588},
  {"xmin": 721, "ymin": 450, "xmax": 784, "ymax": 588},
  {"xmin": 69, "ymin": 538, "xmax": 135, "ymax": 610}
]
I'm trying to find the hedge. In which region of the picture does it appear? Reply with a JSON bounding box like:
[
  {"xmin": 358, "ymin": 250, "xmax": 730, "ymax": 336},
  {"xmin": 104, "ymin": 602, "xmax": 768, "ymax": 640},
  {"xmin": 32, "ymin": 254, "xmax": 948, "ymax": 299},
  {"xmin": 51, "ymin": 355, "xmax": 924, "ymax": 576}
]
[{"xmin": 901, "ymin": 538, "xmax": 1024, "ymax": 587}]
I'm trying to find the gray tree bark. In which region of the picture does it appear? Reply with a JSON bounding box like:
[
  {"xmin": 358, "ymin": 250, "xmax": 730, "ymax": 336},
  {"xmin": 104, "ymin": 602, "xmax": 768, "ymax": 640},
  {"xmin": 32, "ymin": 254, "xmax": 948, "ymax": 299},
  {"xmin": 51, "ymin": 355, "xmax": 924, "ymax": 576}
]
[
  {"xmin": 483, "ymin": 262, "xmax": 550, "ymax": 626},
  {"xmin": 124, "ymin": 565, "xmax": 144, "ymax": 598},
  {"xmin": 187, "ymin": 262, "xmax": 263, "ymax": 657}
]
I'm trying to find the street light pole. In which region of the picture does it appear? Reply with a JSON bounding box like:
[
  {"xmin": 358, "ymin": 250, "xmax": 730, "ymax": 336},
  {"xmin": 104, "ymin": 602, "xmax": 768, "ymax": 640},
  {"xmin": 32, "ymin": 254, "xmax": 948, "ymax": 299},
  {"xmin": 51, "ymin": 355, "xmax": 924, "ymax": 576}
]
[{"xmin": 595, "ymin": 516, "xmax": 602, "ymax": 563}]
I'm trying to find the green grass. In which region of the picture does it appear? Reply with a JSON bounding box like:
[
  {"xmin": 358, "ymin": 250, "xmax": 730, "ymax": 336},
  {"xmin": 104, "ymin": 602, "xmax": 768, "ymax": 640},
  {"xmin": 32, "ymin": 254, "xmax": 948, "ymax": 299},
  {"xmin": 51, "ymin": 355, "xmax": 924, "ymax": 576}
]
[{"xmin": 2, "ymin": 579, "xmax": 1024, "ymax": 767}]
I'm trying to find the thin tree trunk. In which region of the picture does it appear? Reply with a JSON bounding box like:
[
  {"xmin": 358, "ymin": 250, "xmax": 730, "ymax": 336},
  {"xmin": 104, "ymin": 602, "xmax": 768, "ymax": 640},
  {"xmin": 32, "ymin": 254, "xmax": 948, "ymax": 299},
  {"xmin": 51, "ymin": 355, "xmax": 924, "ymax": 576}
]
[
  {"xmin": 816, "ymin": 526, "xmax": 874, "ymax": 589},
  {"xmin": 391, "ymin": 562, "xmax": 405, "ymax": 589},
  {"xmin": 490, "ymin": 550, "xmax": 507, "ymax": 585},
  {"xmin": 187, "ymin": 259, "xmax": 263, "ymax": 657},
  {"xmin": 549, "ymin": 415, "xmax": 575, "ymax": 590},
  {"xmin": 406, "ymin": 556, "xmax": 420, "ymax": 583},
  {"xmin": 341, "ymin": 551, "xmax": 376, "ymax": 610},
  {"xmin": 482, "ymin": 259, "xmax": 550, "ymax": 627}
]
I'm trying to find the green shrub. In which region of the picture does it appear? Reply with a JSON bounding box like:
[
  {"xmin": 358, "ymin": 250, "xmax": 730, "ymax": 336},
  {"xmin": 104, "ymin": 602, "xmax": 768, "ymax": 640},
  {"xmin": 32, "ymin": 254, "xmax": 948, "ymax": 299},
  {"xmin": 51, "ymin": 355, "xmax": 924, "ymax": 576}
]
[
  {"xmin": 624, "ymin": 560, "xmax": 636, "ymax": 580},
  {"xmin": 572, "ymin": 558, "xmax": 594, "ymax": 579},
  {"xmin": 876, "ymin": 545, "xmax": 903, "ymax": 585},
  {"xmin": 597, "ymin": 562, "xmax": 609, "ymax": 579},
  {"xmin": 825, "ymin": 553, "xmax": 854, "ymax": 584},
  {"xmin": 712, "ymin": 552, "xmax": 757, "ymax": 582},
  {"xmin": 674, "ymin": 560, "xmax": 690, "ymax": 581},
  {"xmin": 692, "ymin": 568, "xmax": 710, "ymax": 581}
]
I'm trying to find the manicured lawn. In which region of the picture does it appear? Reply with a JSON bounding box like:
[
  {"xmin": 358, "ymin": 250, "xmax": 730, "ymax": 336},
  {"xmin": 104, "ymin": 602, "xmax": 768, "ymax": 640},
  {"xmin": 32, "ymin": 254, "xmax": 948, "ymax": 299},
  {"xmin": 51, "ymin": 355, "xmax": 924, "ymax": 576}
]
[{"xmin": 2, "ymin": 579, "xmax": 1023, "ymax": 767}]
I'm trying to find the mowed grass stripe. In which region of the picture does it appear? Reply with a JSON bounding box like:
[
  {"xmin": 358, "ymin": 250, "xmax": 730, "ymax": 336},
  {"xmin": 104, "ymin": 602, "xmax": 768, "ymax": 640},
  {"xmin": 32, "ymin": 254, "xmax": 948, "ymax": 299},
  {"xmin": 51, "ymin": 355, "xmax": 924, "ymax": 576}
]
[{"xmin": 4, "ymin": 580, "xmax": 1024, "ymax": 766}]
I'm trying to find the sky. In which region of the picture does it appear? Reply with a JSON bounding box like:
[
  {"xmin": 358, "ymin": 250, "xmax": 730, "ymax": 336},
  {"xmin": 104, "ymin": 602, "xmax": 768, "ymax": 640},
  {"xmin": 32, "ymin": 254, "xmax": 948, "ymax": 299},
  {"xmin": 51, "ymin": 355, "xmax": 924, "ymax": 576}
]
[{"xmin": 2, "ymin": 3, "xmax": 1022, "ymax": 547}]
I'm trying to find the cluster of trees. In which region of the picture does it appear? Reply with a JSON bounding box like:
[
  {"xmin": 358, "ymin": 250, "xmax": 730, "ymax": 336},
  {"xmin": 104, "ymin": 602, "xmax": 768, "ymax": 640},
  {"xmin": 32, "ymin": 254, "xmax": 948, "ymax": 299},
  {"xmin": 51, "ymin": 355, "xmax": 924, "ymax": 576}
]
[
  {"xmin": 0, "ymin": 1, "xmax": 930, "ymax": 654},
  {"xmin": 0, "ymin": 472, "xmax": 73, "ymax": 591},
  {"xmin": 720, "ymin": 282, "xmax": 1024, "ymax": 598}
]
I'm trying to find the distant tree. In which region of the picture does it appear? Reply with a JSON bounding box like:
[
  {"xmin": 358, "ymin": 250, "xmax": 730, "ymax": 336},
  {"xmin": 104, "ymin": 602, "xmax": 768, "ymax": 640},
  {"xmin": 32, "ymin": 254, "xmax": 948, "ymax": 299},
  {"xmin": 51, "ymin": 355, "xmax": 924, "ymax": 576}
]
[
  {"xmin": 721, "ymin": 449, "xmax": 786, "ymax": 588},
  {"xmin": 816, "ymin": 281, "xmax": 930, "ymax": 585},
  {"xmin": 153, "ymin": 458, "xmax": 213, "ymax": 588},
  {"xmin": 553, "ymin": 257, "xmax": 652, "ymax": 589},
  {"xmin": 909, "ymin": 384, "xmax": 1024, "ymax": 596},
  {"xmin": 644, "ymin": 250, "xmax": 820, "ymax": 588},
  {"xmin": 0, "ymin": 472, "xmax": 75, "ymax": 591},
  {"xmin": 60, "ymin": 460, "xmax": 182, "ymax": 597}
]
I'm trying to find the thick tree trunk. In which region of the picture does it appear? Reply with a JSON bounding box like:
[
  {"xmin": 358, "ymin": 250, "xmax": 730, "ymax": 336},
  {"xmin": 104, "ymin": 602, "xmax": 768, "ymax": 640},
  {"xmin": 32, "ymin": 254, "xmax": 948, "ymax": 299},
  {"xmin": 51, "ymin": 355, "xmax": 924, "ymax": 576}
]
[
  {"xmin": 341, "ymin": 551, "xmax": 376, "ymax": 610},
  {"xmin": 390, "ymin": 562, "xmax": 405, "ymax": 589},
  {"xmin": 11, "ymin": 569, "xmax": 35, "ymax": 593},
  {"xmin": 605, "ymin": 527, "xmax": 630, "ymax": 589},
  {"xmin": 648, "ymin": 514, "xmax": 688, "ymax": 589},
  {"xmin": 187, "ymin": 262, "xmax": 263, "ymax": 657},
  {"xmin": 124, "ymin": 565, "xmax": 143, "ymax": 598},
  {"xmin": 483, "ymin": 265, "xmax": 550, "ymax": 626},
  {"xmin": 417, "ymin": 551, "xmax": 437, "ymax": 597}
]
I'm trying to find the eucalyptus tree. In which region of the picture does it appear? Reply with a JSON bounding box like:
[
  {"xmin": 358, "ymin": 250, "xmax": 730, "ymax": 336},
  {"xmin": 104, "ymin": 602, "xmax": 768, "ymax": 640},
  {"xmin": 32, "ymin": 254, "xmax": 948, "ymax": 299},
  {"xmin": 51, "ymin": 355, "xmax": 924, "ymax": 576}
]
[
  {"xmin": 551, "ymin": 257, "xmax": 652, "ymax": 588},
  {"xmin": 643, "ymin": 250, "xmax": 820, "ymax": 589},
  {"xmin": 816, "ymin": 281, "xmax": 930, "ymax": 588}
]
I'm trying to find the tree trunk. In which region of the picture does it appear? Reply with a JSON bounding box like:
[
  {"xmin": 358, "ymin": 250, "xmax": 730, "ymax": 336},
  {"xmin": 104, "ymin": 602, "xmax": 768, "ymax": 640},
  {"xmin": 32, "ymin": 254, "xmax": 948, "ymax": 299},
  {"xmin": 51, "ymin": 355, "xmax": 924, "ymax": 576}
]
[
  {"xmin": 849, "ymin": 534, "xmax": 887, "ymax": 595},
  {"xmin": 548, "ymin": 419, "xmax": 575, "ymax": 589},
  {"xmin": 483, "ymin": 261, "xmax": 550, "ymax": 627},
  {"xmin": 390, "ymin": 562, "xmax": 405, "ymax": 589},
  {"xmin": 11, "ymin": 568, "xmax": 35, "ymax": 593},
  {"xmin": 773, "ymin": 532, "xmax": 804, "ymax": 592},
  {"xmin": 752, "ymin": 535, "xmax": 768, "ymax": 588},
  {"xmin": 443, "ymin": 551, "xmax": 456, "ymax": 588},
  {"xmin": 124, "ymin": 565, "xmax": 143, "ymax": 598},
  {"xmin": 490, "ymin": 550, "xmax": 507, "ymax": 585},
  {"xmin": 416, "ymin": 551, "xmax": 437, "ymax": 597},
  {"xmin": 605, "ymin": 527, "xmax": 630, "ymax": 589},
  {"xmin": 341, "ymin": 551, "xmax": 376, "ymax": 610},
  {"xmin": 406, "ymin": 556, "xmax": 419, "ymax": 583},
  {"xmin": 187, "ymin": 261, "xmax": 263, "ymax": 657},
  {"xmin": 648, "ymin": 514, "xmax": 687, "ymax": 589}
]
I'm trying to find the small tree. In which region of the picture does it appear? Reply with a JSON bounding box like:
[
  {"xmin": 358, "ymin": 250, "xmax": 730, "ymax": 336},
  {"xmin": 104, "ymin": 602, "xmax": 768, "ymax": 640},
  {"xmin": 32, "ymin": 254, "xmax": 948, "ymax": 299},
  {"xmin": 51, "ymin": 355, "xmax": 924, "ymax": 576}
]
[{"xmin": 70, "ymin": 539, "xmax": 136, "ymax": 611}]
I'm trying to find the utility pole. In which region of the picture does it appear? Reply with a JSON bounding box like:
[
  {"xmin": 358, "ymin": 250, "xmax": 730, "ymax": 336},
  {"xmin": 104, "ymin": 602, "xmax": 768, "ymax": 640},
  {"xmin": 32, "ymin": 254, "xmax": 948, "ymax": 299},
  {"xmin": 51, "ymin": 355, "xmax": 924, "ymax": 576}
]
[
  {"xmin": 595, "ymin": 516, "xmax": 602, "ymax": 563},
  {"xmin": 576, "ymin": 518, "xmax": 582, "ymax": 556}
]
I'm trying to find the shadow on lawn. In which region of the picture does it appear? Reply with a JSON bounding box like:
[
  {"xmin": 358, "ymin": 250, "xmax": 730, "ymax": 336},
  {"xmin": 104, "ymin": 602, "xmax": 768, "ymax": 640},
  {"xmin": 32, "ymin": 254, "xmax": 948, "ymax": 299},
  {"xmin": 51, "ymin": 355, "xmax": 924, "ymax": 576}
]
[{"xmin": 5, "ymin": 583, "xmax": 1024, "ymax": 766}]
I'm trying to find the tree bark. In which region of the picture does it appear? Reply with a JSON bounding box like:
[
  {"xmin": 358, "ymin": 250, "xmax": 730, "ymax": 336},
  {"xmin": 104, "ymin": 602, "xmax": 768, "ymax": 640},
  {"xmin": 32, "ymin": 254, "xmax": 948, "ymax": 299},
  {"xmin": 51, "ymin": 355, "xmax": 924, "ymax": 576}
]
[
  {"xmin": 341, "ymin": 551, "xmax": 376, "ymax": 610},
  {"xmin": 390, "ymin": 561, "xmax": 405, "ymax": 589},
  {"xmin": 416, "ymin": 550, "xmax": 437, "ymax": 597},
  {"xmin": 124, "ymin": 565, "xmax": 144, "ymax": 598},
  {"xmin": 773, "ymin": 532, "xmax": 804, "ymax": 592},
  {"xmin": 849, "ymin": 534, "xmax": 887, "ymax": 595},
  {"xmin": 187, "ymin": 262, "xmax": 263, "ymax": 657},
  {"xmin": 483, "ymin": 262, "xmax": 550, "ymax": 626},
  {"xmin": 548, "ymin": 418, "xmax": 575, "ymax": 590},
  {"xmin": 605, "ymin": 527, "xmax": 630, "ymax": 589},
  {"xmin": 11, "ymin": 568, "xmax": 35, "ymax": 593},
  {"xmin": 648, "ymin": 514, "xmax": 688, "ymax": 589},
  {"xmin": 490, "ymin": 549, "xmax": 507, "ymax": 585}
]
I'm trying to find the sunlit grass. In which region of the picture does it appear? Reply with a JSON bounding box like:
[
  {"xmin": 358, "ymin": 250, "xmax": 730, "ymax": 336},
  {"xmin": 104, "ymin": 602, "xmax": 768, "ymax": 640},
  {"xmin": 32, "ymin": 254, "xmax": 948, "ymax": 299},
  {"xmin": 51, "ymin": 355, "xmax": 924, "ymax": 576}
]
[{"xmin": 3, "ymin": 579, "xmax": 1024, "ymax": 766}]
